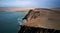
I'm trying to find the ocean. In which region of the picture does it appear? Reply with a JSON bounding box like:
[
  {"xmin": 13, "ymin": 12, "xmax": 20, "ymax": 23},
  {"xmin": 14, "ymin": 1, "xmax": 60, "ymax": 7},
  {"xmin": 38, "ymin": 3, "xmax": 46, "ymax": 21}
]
[{"xmin": 0, "ymin": 12, "xmax": 27, "ymax": 33}]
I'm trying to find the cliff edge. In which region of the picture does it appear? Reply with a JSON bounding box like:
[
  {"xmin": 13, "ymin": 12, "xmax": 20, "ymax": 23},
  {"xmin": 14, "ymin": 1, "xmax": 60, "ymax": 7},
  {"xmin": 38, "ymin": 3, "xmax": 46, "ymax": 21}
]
[{"xmin": 21, "ymin": 8, "xmax": 60, "ymax": 30}]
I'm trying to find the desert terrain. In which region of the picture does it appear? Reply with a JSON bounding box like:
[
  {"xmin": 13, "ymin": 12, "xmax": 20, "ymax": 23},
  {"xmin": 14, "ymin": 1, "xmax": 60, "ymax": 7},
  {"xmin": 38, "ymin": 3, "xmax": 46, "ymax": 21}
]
[{"xmin": 21, "ymin": 8, "xmax": 60, "ymax": 30}]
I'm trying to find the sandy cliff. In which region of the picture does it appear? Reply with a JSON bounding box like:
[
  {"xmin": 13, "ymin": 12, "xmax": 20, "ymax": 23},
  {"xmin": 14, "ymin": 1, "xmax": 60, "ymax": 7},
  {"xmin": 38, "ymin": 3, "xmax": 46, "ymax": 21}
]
[{"xmin": 22, "ymin": 8, "xmax": 60, "ymax": 30}]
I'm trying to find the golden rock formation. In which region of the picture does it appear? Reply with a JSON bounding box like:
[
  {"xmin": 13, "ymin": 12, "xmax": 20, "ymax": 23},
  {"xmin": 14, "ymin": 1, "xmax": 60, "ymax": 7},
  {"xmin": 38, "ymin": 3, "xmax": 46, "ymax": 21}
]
[{"xmin": 21, "ymin": 8, "xmax": 60, "ymax": 30}]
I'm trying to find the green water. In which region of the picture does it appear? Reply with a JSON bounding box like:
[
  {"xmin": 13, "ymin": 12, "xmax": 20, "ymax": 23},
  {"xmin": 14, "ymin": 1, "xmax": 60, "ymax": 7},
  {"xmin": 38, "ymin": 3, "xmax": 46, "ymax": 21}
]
[{"xmin": 0, "ymin": 12, "xmax": 27, "ymax": 33}]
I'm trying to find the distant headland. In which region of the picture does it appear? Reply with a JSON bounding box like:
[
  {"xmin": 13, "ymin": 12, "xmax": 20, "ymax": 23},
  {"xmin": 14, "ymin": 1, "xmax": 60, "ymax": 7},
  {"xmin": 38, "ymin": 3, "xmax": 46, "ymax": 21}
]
[
  {"xmin": 0, "ymin": 8, "xmax": 60, "ymax": 12},
  {"xmin": 0, "ymin": 8, "xmax": 34, "ymax": 12}
]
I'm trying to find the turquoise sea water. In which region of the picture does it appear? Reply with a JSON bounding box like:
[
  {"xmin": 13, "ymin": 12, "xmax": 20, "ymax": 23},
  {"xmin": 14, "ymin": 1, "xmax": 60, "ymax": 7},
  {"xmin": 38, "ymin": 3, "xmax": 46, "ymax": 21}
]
[{"xmin": 0, "ymin": 12, "xmax": 27, "ymax": 33}]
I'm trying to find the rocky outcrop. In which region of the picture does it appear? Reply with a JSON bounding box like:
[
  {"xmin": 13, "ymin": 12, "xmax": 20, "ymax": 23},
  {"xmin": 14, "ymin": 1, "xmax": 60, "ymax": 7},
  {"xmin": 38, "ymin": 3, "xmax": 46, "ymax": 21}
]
[
  {"xmin": 22, "ymin": 10, "xmax": 33, "ymax": 21},
  {"xmin": 22, "ymin": 8, "xmax": 60, "ymax": 21},
  {"xmin": 22, "ymin": 8, "xmax": 60, "ymax": 30},
  {"xmin": 18, "ymin": 8, "xmax": 60, "ymax": 33}
]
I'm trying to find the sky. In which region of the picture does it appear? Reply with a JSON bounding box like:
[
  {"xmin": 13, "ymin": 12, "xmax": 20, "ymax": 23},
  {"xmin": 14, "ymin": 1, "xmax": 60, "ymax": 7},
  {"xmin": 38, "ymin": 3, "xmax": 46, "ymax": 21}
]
[{"xmin": 0, "ymin": 0, "xmax": 60, "ymax": 8}]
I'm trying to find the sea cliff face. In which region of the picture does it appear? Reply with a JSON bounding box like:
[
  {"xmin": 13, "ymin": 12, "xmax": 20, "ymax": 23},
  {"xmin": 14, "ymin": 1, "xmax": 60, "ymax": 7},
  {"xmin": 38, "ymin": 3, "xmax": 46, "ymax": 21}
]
[
  {"xmin": 18, "ymin": 8, "xmax": 60, "ymax": 33},
  {"xmin": 18, "ymin": 25, "xmax": 60, "ymax": 33},
  {"xmin": 22, "ymin": 8, "xmax": 60, "ymax": 30}
]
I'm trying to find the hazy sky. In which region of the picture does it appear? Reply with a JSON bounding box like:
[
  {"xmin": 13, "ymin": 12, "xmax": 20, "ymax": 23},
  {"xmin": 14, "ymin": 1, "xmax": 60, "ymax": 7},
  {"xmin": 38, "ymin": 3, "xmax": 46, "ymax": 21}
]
[{"xmin": 0, "ymin": 0, "xmax": 60, "ymax": 8}]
